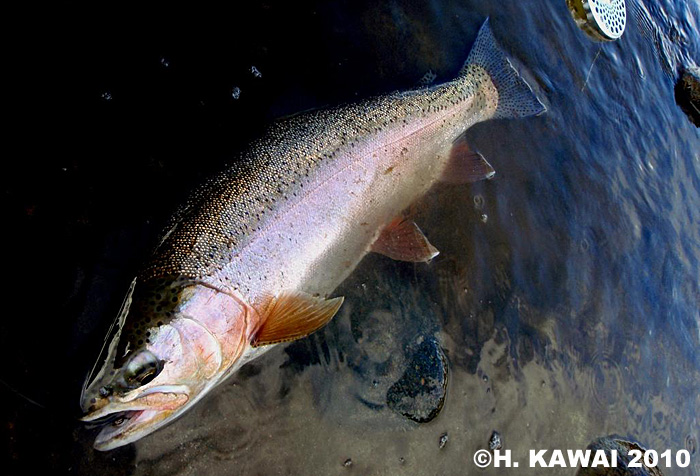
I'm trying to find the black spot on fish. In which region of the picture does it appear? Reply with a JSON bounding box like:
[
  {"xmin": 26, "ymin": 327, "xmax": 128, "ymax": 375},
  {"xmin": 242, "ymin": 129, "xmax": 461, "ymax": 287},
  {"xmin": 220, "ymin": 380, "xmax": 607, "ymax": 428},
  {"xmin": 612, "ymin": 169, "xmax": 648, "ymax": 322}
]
[{"xmin": 116, "ymin": 276, "xmax": 190, "ymax": 364}]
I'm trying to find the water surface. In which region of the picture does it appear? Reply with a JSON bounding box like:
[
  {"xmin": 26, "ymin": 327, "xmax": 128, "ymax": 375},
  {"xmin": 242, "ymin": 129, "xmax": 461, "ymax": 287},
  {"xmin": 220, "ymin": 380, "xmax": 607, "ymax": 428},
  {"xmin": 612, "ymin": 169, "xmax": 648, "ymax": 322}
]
[{"xmin": 2, "ymin": 0, "xmax": 699, "ymax": 475}]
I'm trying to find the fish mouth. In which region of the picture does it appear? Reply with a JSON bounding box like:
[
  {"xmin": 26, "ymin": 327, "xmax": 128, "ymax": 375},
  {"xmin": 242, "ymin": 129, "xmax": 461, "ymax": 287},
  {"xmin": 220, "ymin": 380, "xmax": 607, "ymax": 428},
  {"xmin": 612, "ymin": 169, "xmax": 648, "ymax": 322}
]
[
  {"xmin": 83, "ymin": 410, "xmax": 136, "ymax": 429},
  {"xmin": 81, "ymin": 387, "xmax": 190, "ymax": 451},
  {"xmin": 91, "ymin": 409, "xmax": 160, "ymax": 451}
]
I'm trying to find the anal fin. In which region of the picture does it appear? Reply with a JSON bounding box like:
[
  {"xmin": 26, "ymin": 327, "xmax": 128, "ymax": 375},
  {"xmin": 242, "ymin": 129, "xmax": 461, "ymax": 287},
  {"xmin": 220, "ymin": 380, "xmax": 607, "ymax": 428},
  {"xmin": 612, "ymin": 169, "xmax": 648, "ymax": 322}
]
[
  {"xmin": 440, "ymin": 138, "xmax": 495, "ymax": 184},
  {"xmin": 371, "ymin": 218, "xmax": 439, "ymax": 262},
  {"xmin": 252, "ymin": 292, "xmax": 344, "ymax": 347}
]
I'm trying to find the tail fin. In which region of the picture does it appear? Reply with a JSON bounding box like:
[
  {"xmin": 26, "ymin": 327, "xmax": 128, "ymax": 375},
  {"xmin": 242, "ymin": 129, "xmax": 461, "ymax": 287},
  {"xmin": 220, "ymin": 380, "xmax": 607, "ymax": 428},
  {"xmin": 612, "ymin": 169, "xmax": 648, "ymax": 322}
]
[{"xmin": 461, "ymin": 18, "xmax": 546, "ymax": 119}]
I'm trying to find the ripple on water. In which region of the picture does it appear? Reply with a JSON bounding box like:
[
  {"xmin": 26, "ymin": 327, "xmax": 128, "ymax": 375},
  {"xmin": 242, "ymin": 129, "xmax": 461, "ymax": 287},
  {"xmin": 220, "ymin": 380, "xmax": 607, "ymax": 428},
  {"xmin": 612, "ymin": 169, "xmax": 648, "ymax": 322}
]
[
  {"xmin": 473, "ymin": 194, "xmax": 485, "ymax": 211},
  {"xmin": 586, "ymin": 351, "xmax": 624, "ymax": 414},
  {"xmin": 619, "ymin": 339, "xmax": 653, "ymax": 431}
]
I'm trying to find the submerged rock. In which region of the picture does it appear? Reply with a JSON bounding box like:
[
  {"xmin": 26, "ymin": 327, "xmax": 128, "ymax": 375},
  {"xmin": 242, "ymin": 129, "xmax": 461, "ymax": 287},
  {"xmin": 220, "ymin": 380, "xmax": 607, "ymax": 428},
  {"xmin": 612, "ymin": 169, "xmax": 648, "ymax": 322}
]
[
  {"xmin": 674, "ymin": 67, "xmax": 700, "ymax": 127},
  {"xmin": 576, "ymin": 436, "xmax": 665, "ymax": 476},
  {"xmin": 489, "ymin": 431, "xmax": 503, "ymax": 450},
  {"xmin": 438, "ymin": 432, "xmax": 448, "ymax": 449},
  {"xmin": 385, "ymin": 338, "xmax": 448, "ymax": 423}
]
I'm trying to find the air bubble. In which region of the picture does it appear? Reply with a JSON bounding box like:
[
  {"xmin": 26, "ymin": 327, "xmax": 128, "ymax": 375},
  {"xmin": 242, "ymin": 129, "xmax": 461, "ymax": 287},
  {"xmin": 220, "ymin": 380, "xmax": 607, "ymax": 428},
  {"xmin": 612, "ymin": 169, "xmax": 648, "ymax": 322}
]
[{"xmin": 580, "ymin": 238, "xmax": 590, "ymax": 252}]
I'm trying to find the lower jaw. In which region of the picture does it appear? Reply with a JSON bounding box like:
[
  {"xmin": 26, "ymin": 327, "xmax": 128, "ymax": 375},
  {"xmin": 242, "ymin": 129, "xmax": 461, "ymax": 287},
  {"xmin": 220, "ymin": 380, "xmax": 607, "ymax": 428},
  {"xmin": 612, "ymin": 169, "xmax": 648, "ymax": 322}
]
[{"xmin": 92, "ymin": 410, "xmax": 145, "ymax": 449}]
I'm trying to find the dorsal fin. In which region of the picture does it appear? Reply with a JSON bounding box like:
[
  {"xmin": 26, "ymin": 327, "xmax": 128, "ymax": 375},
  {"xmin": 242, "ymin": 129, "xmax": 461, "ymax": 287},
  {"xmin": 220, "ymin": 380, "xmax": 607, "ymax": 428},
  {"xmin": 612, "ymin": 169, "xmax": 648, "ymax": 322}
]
[{"xmin": 252, "ymin": 292, "xmax": 344, "ymax": 347}]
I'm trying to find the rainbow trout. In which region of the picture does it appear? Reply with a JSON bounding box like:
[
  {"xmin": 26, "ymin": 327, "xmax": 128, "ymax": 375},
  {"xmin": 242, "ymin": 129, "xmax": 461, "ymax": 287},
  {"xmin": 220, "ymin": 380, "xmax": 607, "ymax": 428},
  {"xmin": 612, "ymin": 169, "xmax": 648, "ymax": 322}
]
[{"xmin": 81, "ymin": 19, "xmax": 544, "ymax": 450}]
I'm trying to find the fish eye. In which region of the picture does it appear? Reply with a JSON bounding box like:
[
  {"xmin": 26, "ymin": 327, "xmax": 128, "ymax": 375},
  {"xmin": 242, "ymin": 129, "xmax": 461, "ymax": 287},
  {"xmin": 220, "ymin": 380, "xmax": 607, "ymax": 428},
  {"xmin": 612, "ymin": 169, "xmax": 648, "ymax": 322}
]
[{"xmin": 122, "ymin": 350, "xmax": 163, "ymax": 388}]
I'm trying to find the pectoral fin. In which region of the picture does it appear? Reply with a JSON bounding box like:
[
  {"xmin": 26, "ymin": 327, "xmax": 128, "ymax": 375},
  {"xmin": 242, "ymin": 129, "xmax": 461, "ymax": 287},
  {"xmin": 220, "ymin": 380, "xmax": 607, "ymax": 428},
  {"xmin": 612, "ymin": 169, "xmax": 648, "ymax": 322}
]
[
  {"xmin": 371, "ymin": 218, "xmax": 439, "ymax": 262},
  {"xmin": 440, "ymin": 138, "xmax": 495, "ymax": 184},
  {"xmin": 252, "ymin": 292, "xmax": 344, "ymax": 347}
]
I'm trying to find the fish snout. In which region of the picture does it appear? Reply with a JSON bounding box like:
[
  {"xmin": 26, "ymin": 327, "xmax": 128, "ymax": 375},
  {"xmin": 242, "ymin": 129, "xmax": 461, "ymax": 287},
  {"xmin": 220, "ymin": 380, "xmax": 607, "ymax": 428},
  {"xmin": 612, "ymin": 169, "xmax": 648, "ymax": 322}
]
[
  {"xmin": 81, "ymin": 392, "xmax": 111, "ymax": 417},
  {"xmin": 81, "ymin": 386, "xmax": 190, "ymax": 423}
]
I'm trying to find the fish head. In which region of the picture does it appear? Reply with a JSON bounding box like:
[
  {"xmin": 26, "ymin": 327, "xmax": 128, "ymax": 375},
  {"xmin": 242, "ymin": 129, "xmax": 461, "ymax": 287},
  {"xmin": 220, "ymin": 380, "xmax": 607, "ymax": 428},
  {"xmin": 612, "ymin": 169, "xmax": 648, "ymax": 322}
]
[{"xmin": 80, "ymin": 276, "xmax": 238, "ymax": 451}]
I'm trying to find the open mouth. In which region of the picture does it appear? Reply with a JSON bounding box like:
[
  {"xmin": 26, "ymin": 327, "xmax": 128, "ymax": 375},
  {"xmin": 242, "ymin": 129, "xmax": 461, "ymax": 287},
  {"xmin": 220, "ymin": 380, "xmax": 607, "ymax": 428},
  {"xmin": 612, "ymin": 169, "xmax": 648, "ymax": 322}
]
[
  {"xmin": 83, "ymin": 410, "xmax": 142, "ymax": 430},
  {"xmin": 81, "ymin": 389, "xmax": 190, "ymax": 450},
  {"xmin": 92, "ymin": 409, "xmax": 161, "ymax": 451},
  {"xmin": 81, "ymin": 388, "xmax": 189, "ymax": 422}
]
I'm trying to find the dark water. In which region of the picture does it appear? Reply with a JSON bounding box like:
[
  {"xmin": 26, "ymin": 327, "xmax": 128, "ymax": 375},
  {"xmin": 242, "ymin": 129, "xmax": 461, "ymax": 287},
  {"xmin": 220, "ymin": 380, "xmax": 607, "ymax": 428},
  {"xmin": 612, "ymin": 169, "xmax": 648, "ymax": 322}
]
[{"xmin": 3, "ymin": 0, "xmax": 699, "ymax": 475}]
